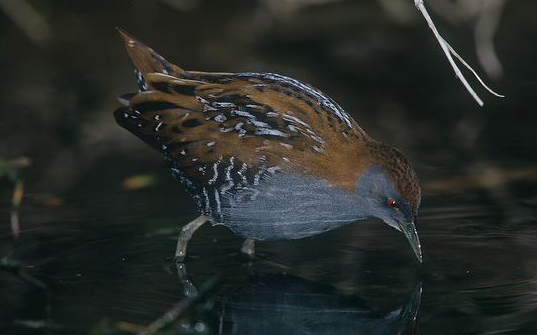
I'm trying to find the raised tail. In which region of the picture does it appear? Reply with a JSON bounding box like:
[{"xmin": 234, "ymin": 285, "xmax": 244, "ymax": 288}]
[{"xmin": 116, "ymin": 28, "xmax": 188, "ymax": 90}]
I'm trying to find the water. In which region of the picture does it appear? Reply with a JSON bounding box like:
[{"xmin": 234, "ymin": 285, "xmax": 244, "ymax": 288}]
[
  {"xmin": 1, "ymin": 165, "xmax": 536, "ymax": 334},
  {"xmin": 1, "ymin": 0, "xmax": 537, "ymax": 334}
]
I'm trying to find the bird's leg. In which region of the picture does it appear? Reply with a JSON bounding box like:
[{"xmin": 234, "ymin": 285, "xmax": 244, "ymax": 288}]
[
  {"xmin": 175, "ymin": 215, "xmax": 208, "ymax": 261},
  {"xmin": 175, "ymin": 262, "xmax": 198, "ymax": 298},
  {"xmin": 240, "ymin": 238, "xmax": 256, "ymax": 257}
]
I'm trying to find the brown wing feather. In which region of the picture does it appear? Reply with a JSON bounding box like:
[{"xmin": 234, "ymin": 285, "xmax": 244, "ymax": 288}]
[
  {"xmin": 115, "ymin": 31, "xmax": 373, "ymax": 191},
  {"xmin": 115, "ymin": 30, "xmax": 422, "ymax": 220},
  {"xmin": 117, "ymin": 28, "xmax": 187, "ymax": 78},
  {"xmin": 115, "ymin": 74, "xmax": 311, "ymax": 174}
]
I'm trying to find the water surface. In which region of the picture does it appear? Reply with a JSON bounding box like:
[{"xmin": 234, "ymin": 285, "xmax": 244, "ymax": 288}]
[{"xmin": 1, "ymin": 1, "xmax": 537, "ymax": 334}]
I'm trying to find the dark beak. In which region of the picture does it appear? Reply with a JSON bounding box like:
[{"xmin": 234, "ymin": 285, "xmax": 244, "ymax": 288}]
[{"xmin": 398, "ymin": 219, "xmax": 423, "ymax": 263}]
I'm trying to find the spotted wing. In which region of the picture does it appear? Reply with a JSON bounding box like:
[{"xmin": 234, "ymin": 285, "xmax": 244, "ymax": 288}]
[{"xmin": 115, "ymin": 31, "xmax": 370, "ymax": 220}]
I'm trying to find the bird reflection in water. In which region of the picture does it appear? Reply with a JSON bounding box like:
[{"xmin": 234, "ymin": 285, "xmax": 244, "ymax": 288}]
[{"xmin": 177, "ymin": 264, "xmax": 421, "ymax": 335}]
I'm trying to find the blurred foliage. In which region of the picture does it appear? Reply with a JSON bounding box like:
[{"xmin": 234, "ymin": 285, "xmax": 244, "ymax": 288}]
[
  {"xmin": 0, "ymin": 254, "xmax": 48, "ymax": 289},
  {"xmin": 0, "ymin": 1, "xmax": 537, "ymax": 334},
  {"xmin": 0, "ymin": 158, "xmax": 23, "ymax": 183},
  {"xmin": 0, "ymin": 254, "xmax": 20, "ymax": 273},
  {"xmin": 91, "ymin": 276, "xmax": 218, "ymax": 335},
  {"xmin": 122, "ymin": 174, "xmax": 159, "ymax": 191},
  {"xmin": 0, "ymin": 157, "xmax": 30, "ymax": 236}
]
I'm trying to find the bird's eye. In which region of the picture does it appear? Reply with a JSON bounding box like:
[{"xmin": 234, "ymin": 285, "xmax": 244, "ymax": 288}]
[{"xmin": 387, "ymin": 198, "xmax": 398, "ymax": 208}]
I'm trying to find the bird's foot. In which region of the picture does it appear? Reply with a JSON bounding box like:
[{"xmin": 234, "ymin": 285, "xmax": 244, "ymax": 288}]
[
  {"xmin": 175, "ymin": 262, "xmax": 199, "ymax": 298},
  {"xmin": 240, "ymin": 239, "xmax": 256, "ymax": 258}
]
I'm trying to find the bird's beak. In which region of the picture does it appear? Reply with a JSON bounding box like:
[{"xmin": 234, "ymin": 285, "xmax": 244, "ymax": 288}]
[{"xmin": 398, "ymin": 219, "xmax": 423, "ymax": 263}]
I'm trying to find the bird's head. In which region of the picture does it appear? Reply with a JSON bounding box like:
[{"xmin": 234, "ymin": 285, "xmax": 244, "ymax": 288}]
[{"xmin": 355, "ymin": 141, "xmax": 422, "ymax": 262}]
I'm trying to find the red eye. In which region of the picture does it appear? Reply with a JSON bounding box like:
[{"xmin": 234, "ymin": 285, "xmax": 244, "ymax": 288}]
[{"xmin": 387, "ymin": 198, "xmax": 397, "ymax": 208}]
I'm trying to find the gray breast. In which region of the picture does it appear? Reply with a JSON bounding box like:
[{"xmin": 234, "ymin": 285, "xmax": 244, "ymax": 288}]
[{"xmin": 216, "ymin": 172, "xmax": 370, "ymax": 240}]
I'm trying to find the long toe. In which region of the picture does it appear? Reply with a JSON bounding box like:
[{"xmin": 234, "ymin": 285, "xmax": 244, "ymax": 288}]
[{"xmin": 240, "ymin": 239, "xmax": 256, "ymax": 258}]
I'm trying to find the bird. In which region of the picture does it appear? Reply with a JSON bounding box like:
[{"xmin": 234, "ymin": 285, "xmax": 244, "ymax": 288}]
[
  {"xmin": 219, "ymin": 274, "xmax": 421, "ymax": 335},
  {"xmin": 114, "ymin": 29, "xmax": 423, "ymax": 263}
]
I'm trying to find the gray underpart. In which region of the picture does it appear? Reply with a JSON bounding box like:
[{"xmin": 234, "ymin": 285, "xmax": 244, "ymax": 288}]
[{"xmin": 215, "ymin": 166, "xmax": 400, "ymax": 240}]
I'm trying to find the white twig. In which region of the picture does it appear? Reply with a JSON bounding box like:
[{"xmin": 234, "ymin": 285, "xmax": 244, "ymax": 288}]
[
  {"xmin": 445, "ymin": 41, "xmax": 504, "ymax": 98},
  {"xmin": 414, "ymin": 0, "xmax": 504, "ymax": 106}
]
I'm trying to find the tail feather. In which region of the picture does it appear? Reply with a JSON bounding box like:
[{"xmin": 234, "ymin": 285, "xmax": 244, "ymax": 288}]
[{"xmin": 116, "ymin": 28, "xmax": 187, "ymax": 80}]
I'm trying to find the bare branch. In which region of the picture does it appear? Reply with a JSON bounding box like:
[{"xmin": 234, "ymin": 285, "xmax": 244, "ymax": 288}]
[
  {"xmin": 445, "ymin": 41, "xmax": 504, "ymax": 98},
  {"xmin": 414, "ymin": 0, "xmax": 504, "ymax": 106}
]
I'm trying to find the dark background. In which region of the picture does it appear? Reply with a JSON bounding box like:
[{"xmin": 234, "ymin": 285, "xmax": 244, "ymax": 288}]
[
  {"xmin": 1, "ymin": 0, "xmax": 536, "ymax": 196},
  {"xmin": 1, "ymin": 1, "xmax": 537, "ymax": 334}
]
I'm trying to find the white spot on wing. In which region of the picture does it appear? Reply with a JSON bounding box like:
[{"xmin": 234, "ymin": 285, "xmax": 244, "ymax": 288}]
[
  {"xmin": 267, "ymin": 166, "xmax": 281, "ymax": 174},
  {"xmin": 220, "ymin": 157, "xmax": 235, "ymax": 195},
  {"xmin": 253, "ymin": 167, "xmax": 265, "ymax": 186},
  {"xmin": 208, "ymin": 161, "xmax": 219, "ymax": 185},
  {"xmin": 283, "ymin": 114, "xmax": 310, "ymax": 128},
  {"xmin": 313, "ymin": 145, "xmax": 324, "ymax": 153},
  {"xmin": 214, "ymin": 114, "xmax": 226, "ymax": 122},
  {"xmin": 306, "ymin": 128, "xmax": 325, "ymax": 144},
  {"xmin": 279, "ymin": 142, "xmax": 293, "ymax": 149},
  {"xmin": 254, "ymin": 129, "xmax": 289, "ymax": 137},
  {"xmin": 238, "ymin": 163, "xmax": 248, "ymax": 183},
  {"xmin": 212, "ymin": 102, "xmax": 236, "ymax": 108},
  {"xmin": 202, "ymin": 187, "xmax": 210, "ymax": 214},
  {"xmin": 241, "ymin": 72, "xmax": 353, "ymax": 128},
  {"xmin": 197, "ymin": 96, "xmax": 209, "ymax": 104},
  {"xmin": 214, "ymin": 189, "xmax": 221, "ymax": 215},
  {"xmin": 203, "ymin": 104, "xmax": 218, "ymax": 112}
]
